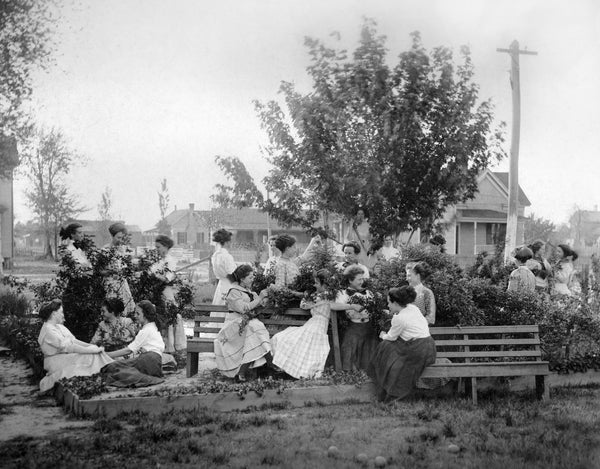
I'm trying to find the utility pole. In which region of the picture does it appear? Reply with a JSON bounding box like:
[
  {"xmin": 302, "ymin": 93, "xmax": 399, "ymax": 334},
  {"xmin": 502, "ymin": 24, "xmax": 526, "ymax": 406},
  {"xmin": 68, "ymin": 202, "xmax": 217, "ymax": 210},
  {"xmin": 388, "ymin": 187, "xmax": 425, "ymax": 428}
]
[{"xmin": 497, "ymin": 40, "xmax": 537, "ymax": 264}]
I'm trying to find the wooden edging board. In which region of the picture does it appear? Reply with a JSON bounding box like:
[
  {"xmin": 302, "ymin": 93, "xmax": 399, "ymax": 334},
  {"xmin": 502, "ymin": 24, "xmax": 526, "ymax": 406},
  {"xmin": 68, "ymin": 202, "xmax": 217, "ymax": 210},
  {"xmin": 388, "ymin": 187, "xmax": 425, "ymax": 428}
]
[{"xmin": 55, "ymin": 382, "xmax": 378, "ymax": 418}]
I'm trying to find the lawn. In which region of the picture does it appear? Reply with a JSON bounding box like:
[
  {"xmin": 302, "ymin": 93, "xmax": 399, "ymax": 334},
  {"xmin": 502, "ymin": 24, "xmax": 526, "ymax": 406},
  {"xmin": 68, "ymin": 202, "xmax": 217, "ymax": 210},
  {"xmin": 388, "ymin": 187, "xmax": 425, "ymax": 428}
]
[{"xmin": 1, "ymin": 385, "xmax": 599, "ymax": 468}]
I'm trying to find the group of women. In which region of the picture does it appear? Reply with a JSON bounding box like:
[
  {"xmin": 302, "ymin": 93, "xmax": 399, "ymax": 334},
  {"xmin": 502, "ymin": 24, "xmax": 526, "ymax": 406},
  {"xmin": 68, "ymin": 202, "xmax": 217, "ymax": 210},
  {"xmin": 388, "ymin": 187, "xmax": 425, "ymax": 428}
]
[
  {"xmin": 212, "ymin": 229, "xmax": 438, "ymax": 401},
  {"xmin": 37, "ymin": 222, "xmax": 186, "ymax": 392},
  {"xmin": 508, "ymin": 240, "xmax": 580, "ymax": 296}
]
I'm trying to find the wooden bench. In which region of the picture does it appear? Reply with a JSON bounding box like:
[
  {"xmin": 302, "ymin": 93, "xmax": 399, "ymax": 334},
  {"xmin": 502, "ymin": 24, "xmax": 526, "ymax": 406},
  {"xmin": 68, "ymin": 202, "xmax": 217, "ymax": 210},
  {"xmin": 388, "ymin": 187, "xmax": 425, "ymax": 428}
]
[
  {"xmin": 421, "ymin": 325, "xmax": 550, "ymax": 404},
  {"xmin": 186, "ymin": 304, "xmax": 342, "ymax": 377}
]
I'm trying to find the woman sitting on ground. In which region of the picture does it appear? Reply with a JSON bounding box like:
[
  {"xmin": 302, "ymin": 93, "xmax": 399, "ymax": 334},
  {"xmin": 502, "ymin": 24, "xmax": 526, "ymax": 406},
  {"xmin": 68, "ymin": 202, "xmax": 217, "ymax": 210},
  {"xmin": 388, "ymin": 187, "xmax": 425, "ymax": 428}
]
[
  {"xmin": 368, "ymin": 286, "xmax": 436, "ymax": 402},
  {"xmin": 507, "ymin": 247, "xmax": 536, "ymax": 293},
  {"xmin": 406, "ymin": 261, "xmax": 436, "ymax": 324},
  {"xmin": 106, "ymin": 300, "xmax": 166, "ymax": 381},
  {"xmin": 37, "ymin": 299, "xmax": 113, "ymax": 392},
  {"xmin": 90, "ymin": 298, "xmax": 137, "ymax": 352},
  {"xmin": 335, "ymin": 265, "xmax": 378, "ymax": 372},
  {"xmin": 271, "ymin": 269, "xmax": 363, "ymax": 379},
  {"xmin": 214, "ymin": 265, "xmax": 271, "ymax": 381}
]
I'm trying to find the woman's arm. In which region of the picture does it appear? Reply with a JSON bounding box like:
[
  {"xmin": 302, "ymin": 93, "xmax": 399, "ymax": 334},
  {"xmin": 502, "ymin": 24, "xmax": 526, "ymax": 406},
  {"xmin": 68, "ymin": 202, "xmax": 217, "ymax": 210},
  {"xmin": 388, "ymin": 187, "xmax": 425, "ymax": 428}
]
[{"xmin": 380, "ymin": 314, "xmax": 403, "ymax": 341}]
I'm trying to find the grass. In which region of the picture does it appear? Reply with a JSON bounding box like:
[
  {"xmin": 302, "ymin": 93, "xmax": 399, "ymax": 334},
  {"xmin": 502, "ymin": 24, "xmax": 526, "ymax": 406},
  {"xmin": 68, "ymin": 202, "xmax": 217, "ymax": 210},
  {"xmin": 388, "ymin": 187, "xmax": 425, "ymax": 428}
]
[{"xmin": 1, "ymin": 386, "xmax": 600, "ymax": 468}]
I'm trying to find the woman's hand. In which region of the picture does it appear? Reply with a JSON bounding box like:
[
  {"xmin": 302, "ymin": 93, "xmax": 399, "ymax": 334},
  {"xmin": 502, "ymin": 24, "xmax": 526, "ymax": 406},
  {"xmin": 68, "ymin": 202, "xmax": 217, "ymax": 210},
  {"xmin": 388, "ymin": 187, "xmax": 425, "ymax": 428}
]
[
  {"xmin": 258, "ymin": 289, "xmax": 268, "ymax": 299},
  {"xmin": 379, "ymin": 331, "xmax": 387, "ymax": 340},
  {"xmin": 350, "ymin": 304, "xmax": 364, "ymax": 312}
]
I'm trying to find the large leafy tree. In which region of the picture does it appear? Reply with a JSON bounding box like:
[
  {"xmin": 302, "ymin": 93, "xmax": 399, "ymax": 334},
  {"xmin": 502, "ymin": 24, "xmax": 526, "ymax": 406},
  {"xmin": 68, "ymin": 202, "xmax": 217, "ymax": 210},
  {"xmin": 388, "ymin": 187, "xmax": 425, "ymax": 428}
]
[
  {"xmin": 0, "ymin": 0, "xmax": 57, "ymax": 176},
  {"xmin": 21, "ymin": 127, "xmax": 85, "ymax": 257},
  {"xmin": 216, "ymin": 20, "xmax": 505, "ymax": 240}
]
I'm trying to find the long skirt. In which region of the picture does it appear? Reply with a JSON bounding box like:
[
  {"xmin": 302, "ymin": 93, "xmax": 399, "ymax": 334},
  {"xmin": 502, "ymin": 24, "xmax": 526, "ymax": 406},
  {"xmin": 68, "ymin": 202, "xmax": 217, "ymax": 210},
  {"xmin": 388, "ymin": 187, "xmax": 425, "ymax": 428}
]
[
  {"xmin": 368, "ymin": 336, "xmax": 436, "ymax": 401},
  {"xmin": 341, "ymin": 322, "xmax": 378, "ymax": 372},
  {"xmin": 39, "ymin": 352, "xmax": 114, "ymax": 392},
  {"xmin": 102, "ymin": 352, "xmax": 165, "ymax": 388},
  {"xmin": 272, "ymin": 316, "xmax": 329, "ymax": 379},
  {"xmin": 214, "ymin": 316, "xmax": 271, "ymax": 378}
]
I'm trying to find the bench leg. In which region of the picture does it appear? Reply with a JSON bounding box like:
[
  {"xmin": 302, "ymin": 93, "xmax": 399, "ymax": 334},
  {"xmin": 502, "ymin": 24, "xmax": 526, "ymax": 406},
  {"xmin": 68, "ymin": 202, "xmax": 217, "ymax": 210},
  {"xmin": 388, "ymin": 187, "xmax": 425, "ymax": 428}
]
[
  {"xmin": 186, "ymin": 352, "xmax": 198, "ymax": 378},
  {"xmin": 471, "ymin": 377, "xmax": 478, "ymax": 405},
  {"xmin": 535, "ymin": 375, "xmax": 549, "ymax": 400}
]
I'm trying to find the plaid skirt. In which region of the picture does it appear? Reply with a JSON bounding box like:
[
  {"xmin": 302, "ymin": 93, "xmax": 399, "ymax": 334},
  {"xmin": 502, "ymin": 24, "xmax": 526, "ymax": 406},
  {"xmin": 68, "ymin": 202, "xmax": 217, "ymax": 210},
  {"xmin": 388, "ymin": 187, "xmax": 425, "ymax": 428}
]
[
  {"xmin": 368, "ymin": 336, "xmax": 436, "ymax": 400},
  {"xmin": 272, "ymin": 315, "xmax": 329, "ymax": 379},
  {"xmin": 214, "ymin": 317, "xmax": 271, "ymax": 378}
]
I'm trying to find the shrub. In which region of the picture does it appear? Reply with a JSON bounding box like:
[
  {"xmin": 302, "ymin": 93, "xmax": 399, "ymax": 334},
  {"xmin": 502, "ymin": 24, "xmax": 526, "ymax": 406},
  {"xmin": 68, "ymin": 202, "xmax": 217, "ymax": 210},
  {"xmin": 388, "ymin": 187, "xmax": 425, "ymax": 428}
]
[{"xmin": 0, "ymin": 287, "xmax": 30, "ymax": 317}]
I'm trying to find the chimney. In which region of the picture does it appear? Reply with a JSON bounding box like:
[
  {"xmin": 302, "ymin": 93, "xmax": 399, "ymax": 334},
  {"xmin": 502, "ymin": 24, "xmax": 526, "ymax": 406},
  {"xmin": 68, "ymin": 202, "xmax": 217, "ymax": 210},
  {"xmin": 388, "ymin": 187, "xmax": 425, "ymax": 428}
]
[{"xmin": 189, "ymin": 203, "xmax": 195, "ymax": 211}]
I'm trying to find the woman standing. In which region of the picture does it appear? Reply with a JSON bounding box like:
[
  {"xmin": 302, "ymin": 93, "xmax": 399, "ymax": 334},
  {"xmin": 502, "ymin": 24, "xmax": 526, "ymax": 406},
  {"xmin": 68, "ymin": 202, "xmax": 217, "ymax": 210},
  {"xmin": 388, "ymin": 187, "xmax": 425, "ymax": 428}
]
[
  {"xmin": 335, "ymin": 265, "xmax": 378, "ymax": 372},
  {"xmin": 214, "ymin": 265, "xmax": 270, "ymax": 381},
  {"xmin": 368, "ymin": 286, "xmax": 436, "ymax": 402},
  {"xmin": 273, "ymin": 234, "xmax": 321, "ymax": 290},
  {"xmin": 148, "ymin": 235, "xmax": 186, "ymax": 353},
  {"xmin": 526, "ymin": 240, "xmax": 552, "ymax": 292},
  {"xmin": 59, "ymin": 223, "xmax": 91, "ymax": 272},
  {"xmin": 507, "ymin": 247, "xmax": 536, "ymax": 293},
  {"xmin": 102, "ymin": 222, "xmax": 135, "ymax": 315},
  {"xmin": 553, "ymin": 244, "xmax": 579, "ymax": 296},
  {"xmin": 37, "ymin": 299, "xmax": 113, "ymax": 392},
  {"xmin": 211, "ymin": 229, "xmax": 237, "ymax": 306},
  {"xmin": 405, "ymin": 262, "xmax": 436, "ymax": 325}
]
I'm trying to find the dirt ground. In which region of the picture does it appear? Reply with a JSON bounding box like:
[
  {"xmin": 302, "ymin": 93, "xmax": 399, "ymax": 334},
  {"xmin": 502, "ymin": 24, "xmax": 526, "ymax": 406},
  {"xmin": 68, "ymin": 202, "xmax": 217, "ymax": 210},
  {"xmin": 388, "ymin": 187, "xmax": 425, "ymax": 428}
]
[{"xmin": 0, "ymin": 347, "xmax": 93, "ymax": 442}]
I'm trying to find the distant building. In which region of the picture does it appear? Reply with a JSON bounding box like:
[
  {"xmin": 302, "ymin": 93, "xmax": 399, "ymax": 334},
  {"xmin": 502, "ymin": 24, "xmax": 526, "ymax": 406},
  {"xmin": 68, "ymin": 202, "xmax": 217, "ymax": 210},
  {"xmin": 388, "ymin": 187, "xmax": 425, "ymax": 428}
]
[{"xmin": 569, "ymin": 209, "xmax": 600, "ymax": 248}]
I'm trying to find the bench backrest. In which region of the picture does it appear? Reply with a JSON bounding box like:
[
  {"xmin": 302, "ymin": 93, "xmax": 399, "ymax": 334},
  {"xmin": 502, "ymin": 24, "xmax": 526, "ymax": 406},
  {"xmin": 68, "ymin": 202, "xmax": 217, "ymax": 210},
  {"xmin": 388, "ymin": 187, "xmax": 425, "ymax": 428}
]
[
  {"xmin": 428, "ymin": 325, "xmax": 543, "ymax": 362},
  {"xmin": 193, "ymin": 304, "xmax": 311, "ymax": 336}
]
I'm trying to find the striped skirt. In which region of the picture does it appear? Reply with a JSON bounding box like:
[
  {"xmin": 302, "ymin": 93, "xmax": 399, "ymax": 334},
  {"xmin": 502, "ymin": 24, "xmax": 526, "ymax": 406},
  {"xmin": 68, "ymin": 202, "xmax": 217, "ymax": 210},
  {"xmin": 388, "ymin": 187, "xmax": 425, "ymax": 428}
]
[{"xmin": 214, "ymin": 316, "xmax": 271, "ymax": 378}]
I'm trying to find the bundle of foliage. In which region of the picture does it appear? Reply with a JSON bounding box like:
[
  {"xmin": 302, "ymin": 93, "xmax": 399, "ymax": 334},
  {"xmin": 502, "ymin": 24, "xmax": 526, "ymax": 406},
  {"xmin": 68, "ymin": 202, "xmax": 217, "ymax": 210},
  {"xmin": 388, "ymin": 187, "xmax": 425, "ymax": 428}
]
[
  {"xmin": 467, "ymin": 243, "xmax": 514, "ymax": 287},
  {"xmin": 0, "ymin": 287, "xmax": 31, "ymax": 317},
  {"xmin": 33, "ymin": 237, "xmax": 195, "ymax": 341},
  {"xmin": 59, "ymin": 374, "xmax": 108, "ymax": 400},
  {"xmin": 0, "ymin": 314, "xmax": 44, "ymax": 378}
]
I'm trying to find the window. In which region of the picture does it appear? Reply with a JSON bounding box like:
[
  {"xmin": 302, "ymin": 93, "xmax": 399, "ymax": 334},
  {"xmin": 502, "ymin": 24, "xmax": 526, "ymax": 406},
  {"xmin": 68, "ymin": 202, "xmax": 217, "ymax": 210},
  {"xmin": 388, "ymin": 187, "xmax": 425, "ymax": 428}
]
[
  {"xmin": 177, "ymin": 232, "xmax": 187, "ymax": 245},
  {"xmin": 196, "ymin": 232, "xmax": 204, "ymax": 244},
  {"xmin": 485, "ymin": 223, "xmax": 506, "ymax": 245}
]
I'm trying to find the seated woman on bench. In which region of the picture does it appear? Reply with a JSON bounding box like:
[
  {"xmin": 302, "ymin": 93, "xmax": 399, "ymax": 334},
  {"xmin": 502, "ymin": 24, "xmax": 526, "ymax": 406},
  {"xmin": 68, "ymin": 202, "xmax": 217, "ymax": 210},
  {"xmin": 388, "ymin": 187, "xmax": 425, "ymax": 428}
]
[
  {"xmin": 214, "ymin": 265, "xmax": 271, "ymax": 381},
  {"xmin": 368, "ymin": 285, "xmax": 436, "ymax": 402},
  {"xmin": 271, "ymin": 268, "xmax": 364, "ymax": 379}
]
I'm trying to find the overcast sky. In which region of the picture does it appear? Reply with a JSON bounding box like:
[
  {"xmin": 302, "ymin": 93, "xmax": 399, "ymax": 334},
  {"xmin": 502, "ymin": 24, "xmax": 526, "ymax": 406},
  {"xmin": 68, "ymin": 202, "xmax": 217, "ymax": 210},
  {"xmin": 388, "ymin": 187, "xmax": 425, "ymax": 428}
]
[{"xmin": 15, "ymin": 0, "xmax": 600, "ymax": 230}]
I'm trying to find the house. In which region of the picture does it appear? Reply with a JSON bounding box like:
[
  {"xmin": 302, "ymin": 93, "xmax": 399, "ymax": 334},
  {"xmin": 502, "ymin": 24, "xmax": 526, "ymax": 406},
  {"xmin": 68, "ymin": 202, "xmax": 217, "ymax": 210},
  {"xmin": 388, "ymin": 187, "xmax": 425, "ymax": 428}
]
[
  {"xmin": 569, "ymin": 208, "xmax": 600, "ymax": 248},
  {"xmin": 0, "ymin": 136, "xmax": 18, "ymax": 269},
  {"xmin": 146, "ymin": 204, "xmax": 311, "ymax": 249},
  {"xmin": 439, "ymin": 170, "xmax": 531, "ymax": 265}
]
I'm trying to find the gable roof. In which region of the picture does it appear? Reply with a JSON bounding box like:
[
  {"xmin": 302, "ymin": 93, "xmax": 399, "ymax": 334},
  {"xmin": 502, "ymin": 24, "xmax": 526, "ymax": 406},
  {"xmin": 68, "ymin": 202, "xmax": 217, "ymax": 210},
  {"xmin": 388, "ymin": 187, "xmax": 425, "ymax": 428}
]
[{"xmin": 490, "ymin": 172, "xmax": 531, "ymax": 206}]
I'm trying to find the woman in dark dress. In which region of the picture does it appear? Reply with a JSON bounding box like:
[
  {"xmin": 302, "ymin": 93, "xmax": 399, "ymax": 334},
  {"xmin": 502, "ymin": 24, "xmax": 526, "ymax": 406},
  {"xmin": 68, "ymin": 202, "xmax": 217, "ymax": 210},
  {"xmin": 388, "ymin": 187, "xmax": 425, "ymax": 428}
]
[{"xmin": 368, "ymin": 286, "xmax": 436, "ymax": 402}]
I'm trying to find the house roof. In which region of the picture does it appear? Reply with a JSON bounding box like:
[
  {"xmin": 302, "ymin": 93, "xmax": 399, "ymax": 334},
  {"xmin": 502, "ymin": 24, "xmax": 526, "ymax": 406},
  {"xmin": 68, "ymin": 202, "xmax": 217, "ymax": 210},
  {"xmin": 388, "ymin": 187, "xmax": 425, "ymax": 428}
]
[
  {"xmin": 458, "ymin": 209, "xmax": 527, "ymax": 221},
  {"xmin": 491, "ymin": 172, "xmax": 531, "ymax": 206},
  {"xmin": 206, "ymin": 208, "xmax": 305, "ymax": 231}
]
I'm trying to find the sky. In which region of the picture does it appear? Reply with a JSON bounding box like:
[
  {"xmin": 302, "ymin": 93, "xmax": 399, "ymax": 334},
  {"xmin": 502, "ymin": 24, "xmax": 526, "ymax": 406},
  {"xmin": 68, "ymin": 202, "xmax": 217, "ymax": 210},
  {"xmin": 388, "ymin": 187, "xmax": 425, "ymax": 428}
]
[{"xmin": 15, "ymin": 0, "xmax": 600, "ymax": 231}]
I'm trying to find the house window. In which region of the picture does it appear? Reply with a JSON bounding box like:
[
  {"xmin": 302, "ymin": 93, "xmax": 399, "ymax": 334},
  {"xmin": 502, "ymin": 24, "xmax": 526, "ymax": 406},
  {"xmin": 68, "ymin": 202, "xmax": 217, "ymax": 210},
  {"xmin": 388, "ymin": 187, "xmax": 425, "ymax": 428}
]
[
  {"xmin": 485, "ymin": 223, "xmax": 506, "ymax": 245},
  {"xmin": 196, "ymin": 232, "xmax": 204, "ymax": 244},
  {"xmin": 177, "ymin": 232, "xmax": 187, "ymax": 245}
]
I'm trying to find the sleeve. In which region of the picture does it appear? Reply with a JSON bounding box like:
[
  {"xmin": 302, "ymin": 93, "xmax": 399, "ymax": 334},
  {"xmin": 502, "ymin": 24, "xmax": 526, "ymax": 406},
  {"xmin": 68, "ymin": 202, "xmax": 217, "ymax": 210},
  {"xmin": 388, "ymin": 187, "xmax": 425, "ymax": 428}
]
[
  {"xmin": 127, "ymin": 328, "xmax": 147, "ymax": 354},
  {"xmin": 213, "ymin": 252, "xmax": 236, "ymax": 278},
  {"xmin": 90, "ymin": 323, "xmax": 103, "ymax": 345},
  {"xmin": 507, "ymin": 269, "xmax": 519, "ymax": 291},
  {"xmin": 226, "ymin": 288, "xmax": 253, "ymax": 314},
  {"xmin": 40, "ymin": 326, "xmax": 75, "ymax": 353},
  {"xmin": 274, "ymin": 261, "xmax": 287, "ymax": 287},
  {"xmin": 424, "ymin": 289, "xmax": 436, "ymax": 325},
  {"xmin": 381, "ymin": 314, "xmax": 404, "ymax": 341}
]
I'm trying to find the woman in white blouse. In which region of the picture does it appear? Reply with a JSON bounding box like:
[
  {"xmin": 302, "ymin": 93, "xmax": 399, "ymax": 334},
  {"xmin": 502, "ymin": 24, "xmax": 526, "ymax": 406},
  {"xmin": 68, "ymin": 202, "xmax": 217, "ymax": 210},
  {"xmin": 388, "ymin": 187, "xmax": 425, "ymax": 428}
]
[
  {"xmin": 368, "ymin": 286, "xmax": 436, "ymax": 402},
  {"xmin": 107, "ymin": 300, "xmax": 166, "ymax": 378},
  {"xmin": 211, "ymin": 229, "xmax": 237, "ymax": 305},
  {"xmin": 59, "ymin": 223, "xmax": 91, "ymax": 272}
]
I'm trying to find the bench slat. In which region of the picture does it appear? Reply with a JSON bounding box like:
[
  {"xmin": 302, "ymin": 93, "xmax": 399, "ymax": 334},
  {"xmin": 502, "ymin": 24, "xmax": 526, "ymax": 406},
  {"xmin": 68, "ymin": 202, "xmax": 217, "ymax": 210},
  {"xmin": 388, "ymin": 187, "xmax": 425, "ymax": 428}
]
[
  {"xmin": 421, "ymin": 361, "xmax": 550, "ymax": 378},
  {"xmin": 435, "ymin": 338, "xmax": 540, "ymax": 346},
  {"xmin": 437, "ymin": 350, "xmax": 541, "ymax": 358},
  {"xmin": 430, "ymin": 325, "xmax": 539, "ymax": 335},
  {"xmin": 193, "ymin": 306, "xmax": 309, "ymax": 316}
]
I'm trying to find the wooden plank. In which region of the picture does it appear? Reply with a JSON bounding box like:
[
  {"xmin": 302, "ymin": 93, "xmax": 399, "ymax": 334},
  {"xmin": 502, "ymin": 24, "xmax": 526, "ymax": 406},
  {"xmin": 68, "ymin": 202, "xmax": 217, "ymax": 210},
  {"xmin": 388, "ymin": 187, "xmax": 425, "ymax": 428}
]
[
  {"xmin": 430, "ymin": 325, "xmax": 539, "ymax": 334},
  {"xmin": 434, "ymin": 338, "xmax": 540, "ymax": 346},
  {"xmin": 193, "ymin": 306, "xmax": 309, "ymax": 317},
  {"xmin": 421, "ymin": 362, "xmax": 550, "ymax": 379},
  {"xmin": 196, "ymin": 317, "xmax": 226, "ymax": 323},
  {"xmin": 437, "ymin": 350, "xmax": 541, "ymax": 358},
  {"xmin": 330, "ymin": 310, "xmax": 342, "ymax": 371}
]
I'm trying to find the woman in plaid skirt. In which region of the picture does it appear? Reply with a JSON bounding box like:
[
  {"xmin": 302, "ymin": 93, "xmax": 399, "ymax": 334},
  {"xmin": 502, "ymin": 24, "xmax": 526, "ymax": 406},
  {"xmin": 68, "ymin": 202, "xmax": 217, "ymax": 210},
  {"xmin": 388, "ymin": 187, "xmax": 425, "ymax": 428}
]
[{"xmin": 271, "ymin": 269, "xmax": 363, "ymax": 379}]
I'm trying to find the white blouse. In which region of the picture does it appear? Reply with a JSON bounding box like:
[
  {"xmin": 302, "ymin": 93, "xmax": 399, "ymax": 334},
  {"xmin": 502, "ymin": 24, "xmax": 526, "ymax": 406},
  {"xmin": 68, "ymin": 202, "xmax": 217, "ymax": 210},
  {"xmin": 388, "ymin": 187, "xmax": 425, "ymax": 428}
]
[
  {"xmin": 381, "ymin": 304, "xmax": 431, "ymax": 342},
  {"xmin": 127, "ymin": 322, "xmax": 165, "ymax": 355},
  {"xmin": 212, "ymin": 246, "xmax": 236, "ymax": 280}
]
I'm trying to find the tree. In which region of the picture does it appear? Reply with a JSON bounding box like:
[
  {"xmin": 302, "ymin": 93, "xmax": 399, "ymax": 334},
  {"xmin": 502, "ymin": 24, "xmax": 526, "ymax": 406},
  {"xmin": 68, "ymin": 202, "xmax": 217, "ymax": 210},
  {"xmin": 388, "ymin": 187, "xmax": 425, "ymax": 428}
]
[
  {"xmin": 216, "ymin": 20, "xmax": 505, "ymax": 240},
  {"xmin": 156, "ymin": 178, "xmax": 171, "ymax": 235},
  {"xmin": 0, "ymin": 0, "xmax": 58, "ymax": 175},
  {"xmin": 97, "ymin": 186, "xmax": 113, "ymax": 221},
  {"xmin": 21, "ymin": 127, "xmax": 85, "ymax": 257},
  {"xmin": 523, "ymin": 213, "xmax": 555, "ymax": 244}
]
